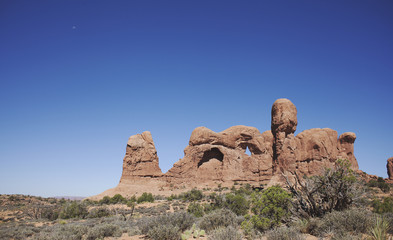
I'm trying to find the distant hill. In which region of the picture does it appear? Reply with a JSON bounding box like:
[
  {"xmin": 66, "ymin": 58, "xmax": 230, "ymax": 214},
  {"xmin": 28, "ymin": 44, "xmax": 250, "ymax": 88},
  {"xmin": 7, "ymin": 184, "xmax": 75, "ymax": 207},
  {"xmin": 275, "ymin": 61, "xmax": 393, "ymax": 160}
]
[{"xmin": 52, "ymin": 196, "xmax": 85, "ymax": 200}]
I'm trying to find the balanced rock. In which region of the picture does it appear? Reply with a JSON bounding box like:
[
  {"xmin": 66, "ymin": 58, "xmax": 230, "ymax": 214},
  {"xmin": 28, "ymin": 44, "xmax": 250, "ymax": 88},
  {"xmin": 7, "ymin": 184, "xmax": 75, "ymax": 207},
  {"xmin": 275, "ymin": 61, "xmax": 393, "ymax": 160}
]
[{"xmin": 271, "ymin": 98, "xmax": 298, "ymax": 172}]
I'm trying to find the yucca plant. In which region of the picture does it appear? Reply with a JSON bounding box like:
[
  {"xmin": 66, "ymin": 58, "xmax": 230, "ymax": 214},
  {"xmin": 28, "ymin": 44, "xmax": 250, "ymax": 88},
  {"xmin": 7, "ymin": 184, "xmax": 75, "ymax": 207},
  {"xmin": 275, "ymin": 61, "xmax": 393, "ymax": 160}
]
[{"xmin": 369, "ymin": 216, "xmax": 390, "ymax": 240}]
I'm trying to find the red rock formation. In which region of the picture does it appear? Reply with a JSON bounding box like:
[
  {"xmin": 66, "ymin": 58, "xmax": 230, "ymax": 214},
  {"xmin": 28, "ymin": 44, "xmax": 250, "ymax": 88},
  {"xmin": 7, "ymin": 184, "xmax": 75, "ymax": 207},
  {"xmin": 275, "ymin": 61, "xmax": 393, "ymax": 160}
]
[
  {"xmin": 166, "ymin": 126, "xmax": 274, "ymax": 187},
  {"xmin": 120, "ymin": 131, "xmax": 162, "ymax": 181},
  {"xmin": 90, "ymin": 98, "xmax": 363, "ymax": 199},
  {"xmin": 387, "ymin": 157, "xmax": 393, "ymax": 180},
  {"xmin": 338, "ymin": 132, "xmax": 358, "ymax": 170},
  {"xmin": 271, "ymin": 99, "xmax": 297, "ymax": 172}
]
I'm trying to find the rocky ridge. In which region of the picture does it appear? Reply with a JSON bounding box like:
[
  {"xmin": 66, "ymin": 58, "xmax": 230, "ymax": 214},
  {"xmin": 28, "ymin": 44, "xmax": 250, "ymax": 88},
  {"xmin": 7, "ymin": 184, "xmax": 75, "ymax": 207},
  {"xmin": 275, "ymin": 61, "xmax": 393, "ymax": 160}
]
[{"xmin": 91, "ymin": 98, "xmax": 390, "ymax": 199}]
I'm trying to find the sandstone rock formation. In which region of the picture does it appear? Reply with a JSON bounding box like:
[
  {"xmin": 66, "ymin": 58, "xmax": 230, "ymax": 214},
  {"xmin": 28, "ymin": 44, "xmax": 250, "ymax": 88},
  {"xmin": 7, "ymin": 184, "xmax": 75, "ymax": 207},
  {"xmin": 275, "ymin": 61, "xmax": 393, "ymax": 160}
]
[
  {"xmin": 120, "ymin": 131, "xmax": 162, "ymax": 181},
  {"xmin": 91, "ymin": 98, "xmax": 362, "ymax": 199},
  {"xmin": 165, "ymin": 126, "xmax": 274, "ymax": 187},
  {"xmin": 387, "ymin": 157, "xmax": 393, "ymax": 180}
]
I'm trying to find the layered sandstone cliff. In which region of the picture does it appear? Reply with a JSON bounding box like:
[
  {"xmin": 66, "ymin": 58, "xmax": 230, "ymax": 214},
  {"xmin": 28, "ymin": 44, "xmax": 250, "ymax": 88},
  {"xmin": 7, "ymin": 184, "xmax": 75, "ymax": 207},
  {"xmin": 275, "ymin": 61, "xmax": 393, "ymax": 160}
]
[{"xmin": 91, "ymin": 98, "xmax": 365, "ymax": 199}]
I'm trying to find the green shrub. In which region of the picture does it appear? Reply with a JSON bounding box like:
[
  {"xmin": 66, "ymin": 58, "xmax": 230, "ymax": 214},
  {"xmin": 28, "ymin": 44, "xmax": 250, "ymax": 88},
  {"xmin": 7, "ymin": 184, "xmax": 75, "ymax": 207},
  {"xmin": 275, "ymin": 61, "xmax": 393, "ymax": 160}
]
[
  {"xmin": 372, "ymin": 197, "xmax": 393, "ymax": 214},
  {"xmin": 166, "ymin": 194, "xmax": 179, "ymax": 201},
  {"xmin": 59, "ymin": 201, "xmax": 88, "ymax": 219},
  {"xmin": 242, "ymin": 185, "xmax": 292, "ymax": 233},
  {"xmin": 87, "ymin": 207, "xmax": 111, "ymax": 218},
  {"xmin": 41, "ymin": 206, "xmax": 60, "ymax": 221},
  {"xmin": 99, "ymin": 196, "xmax": 111, "ymax": 205},
  {"xmin": 137, "ymin": 192, "xmax": 154, "ymax": 203},
  {"xmin": 286, "ymin": 159, "xmax": 364, "ymax": 218},
  {"xmin": 187, "ymin": 202, "xmax": 204, "ymax": 217},
  {"xmin": 382, "ymin": 212, "xmax": 393, "ymax": 234},
  {"xmin": 199, "ymin": 208, "xmax": 238, "ymax": 232},
  {"xmin": 138, "ymin": 212, "xmax": 195, "ymax": 235},
  {"xmin": 180, "ymin": 189, "xmax": 204, "ymax": 201},
  {"xmin": 85, "ymin": 223, "xmax": 121, "ymax": 240},
  {"xmin": 207, "ymin": 226, "xmax": 242, "ymax": 240},
  {"xmin": 367, "ymin": 177, "xmax": 391, "ymax": 193},
  {"xmin": 266, "ymin": 226, "xmax": 305, "ymax": 240},
  {"xmin": 33, "ymin": 223, "xmax": 88, "ymax": 240},
  {"xmin": 369, "ymin": 216, "xmax": 390, "ymax": 240},
  {"xmin": 0, "ymin": 223, "xmax": 41, "ymax": 240},
  {"xmin": 110, "ymin": 194, "xmax": 126, "ymax": 204},
  {"xmin": 224, "ymin": 193, "xmax": 249, "ymax": 216},
  {"xmin": 148, "ymin": 225, "xmax": 180, "ymax": 240}
]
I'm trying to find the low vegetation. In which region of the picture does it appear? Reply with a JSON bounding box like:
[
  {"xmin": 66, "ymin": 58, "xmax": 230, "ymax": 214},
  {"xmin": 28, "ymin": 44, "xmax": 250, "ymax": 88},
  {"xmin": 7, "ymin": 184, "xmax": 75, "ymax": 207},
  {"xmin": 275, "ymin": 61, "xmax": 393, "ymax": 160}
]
[{"xmin": 0, "ymin": 159, "xmax": 392, "ymax": 239}]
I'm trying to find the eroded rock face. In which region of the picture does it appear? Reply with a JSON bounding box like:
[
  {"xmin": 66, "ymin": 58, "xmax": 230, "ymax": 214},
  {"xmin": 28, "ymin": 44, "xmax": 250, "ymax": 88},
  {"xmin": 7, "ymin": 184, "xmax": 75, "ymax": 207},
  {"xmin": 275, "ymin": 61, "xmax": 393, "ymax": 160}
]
[
  {"xmin": 271, "ymin": 98, "xmax": 298, "ymax": 172},
  {"xmin": 387, "ymin": 157, "xmax": 393, "ymax": 180},
  {"xmin": 166, "ymin": 126, "xmax": 274, "ymax": 186},
  {"xmin": 338, "ymin": 132, "xmax": 358, "ymax": 169},
  {"xmin": 120, "ymin": 131, "xmax": 162, "ymax": 182},
  {"xmin": 91, "ymin": 98, "xmax": 363, "ymax": 199}
]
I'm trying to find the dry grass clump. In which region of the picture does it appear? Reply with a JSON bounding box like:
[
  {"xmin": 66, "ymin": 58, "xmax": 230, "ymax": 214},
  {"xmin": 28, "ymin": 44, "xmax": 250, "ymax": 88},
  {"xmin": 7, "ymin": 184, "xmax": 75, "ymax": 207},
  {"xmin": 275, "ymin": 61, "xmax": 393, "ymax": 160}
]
[
  {"xmin": 266, "ymin": 226, "xmax": 305, "ymax": 240},
  {"xmin": 199, "ymin": 208, "xmax": 238, "ymax": 233},
  {"xmin": 309, "ymin": 208, "xmax": 374, "ymax": 238},
  {"xmin": 207, "ymin": 226, "xmax": 242, "ymax": 240},
  {"xmin": 137, "ymin": 211, "xmax": 195, "ymax": 239}
]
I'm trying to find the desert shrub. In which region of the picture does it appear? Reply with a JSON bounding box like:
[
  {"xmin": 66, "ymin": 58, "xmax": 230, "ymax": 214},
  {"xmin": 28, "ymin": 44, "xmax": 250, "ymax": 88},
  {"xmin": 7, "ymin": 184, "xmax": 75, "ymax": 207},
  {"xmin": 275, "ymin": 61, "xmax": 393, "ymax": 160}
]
[
  {"xmin": 110, "ymin": 194, "xmax": 127, "ymax": 204},
  {"xmin": 87, "ymin": 206, "xmax": 111, "ymax": 218},
  {"xmin": 137, "ymin": 192, "xmax": 154, "ymax": 203},
  {"xmin": 147, "ymin": 225, "xmax": 180, "ymax": 240},
  {"xmin": 241, "ymin": 185, "xmax": 292, "ymax": 233},
  {"xmin": 187, "ymin": 202, "xmax": 204, "ymax": 217},
  {"xmin": 99, "ymin": 196, "xmax": 111, "ymax": 205},
  {"xmin": 231, "ymin": 185, "xmax": 254, "ymax": 196},
  {"xmin": 59, "ymin": 201, "xmax": 88, "ymax": 219},
  {"xmin": 382, "ymin": 212, "xmax": 393, "ymax": 234},
  {"xmin": 367, "ymin": 177, "xmax": 391, "ymax": 193},
  {"xmin": 128, "ymin": 226, "xmax": 142, "ymax": 236},
  {"xmin": 85, "ymin": 223, "xmax": 121, "ymax": 240},
  {"xmin": 372, "ymin": 197, "xmax": 393, "ymax": 214},
  {"xmin": 199, "ymin": 208, "xmax": 238, "ymax": 232},
  {"xmin": 138, "ymin": 211, "xmax": 195, "ymax": 234},
  {"xmin": 290, "ymin": 218, "xmax": 309, "ymax": 234},
  {"xmin": 180, "ymin": 189, "xmax": 204, "ymax": 201},
  {"xmin": 166, "ymin": 194, "xmax": 179, "ymax": 201},
  {"xmin": 369, "ymin": 216, "xmax": 390, "ymax": 240},
  {"xmin": 266, "ymin": 226, "xmax": 305, "ymax": 240},
  {"xmin": 154, "ymin": 195, "xmax": 166, "ymax": 200},
  {"xmin": 0, "ymin": 223, "xmax": 41, "ymax": 240},
  {"xmin": 207, "ymin": 226, "xmax": 242, "ymax": 240},
  {"xmin": 286, "ymin": 159, "xmax": 365, "ymax": 218},
  {"xmin": 204, "ymin": 192, "xmax": 249, "ymax": 216},
  {"xmin": 224, "ymin": 193, "xmax": 249, "ymax": 216},
  {"xmin": 40, "ymin": 205, "xmax": 60, "ymax": 221},
  {"xmin": 33, "ymin": 223, "xmax": 88, "ymax": 240},
  {"xmin": 310, "ymin": 208, "xmax": 374, "ymax": 237}
]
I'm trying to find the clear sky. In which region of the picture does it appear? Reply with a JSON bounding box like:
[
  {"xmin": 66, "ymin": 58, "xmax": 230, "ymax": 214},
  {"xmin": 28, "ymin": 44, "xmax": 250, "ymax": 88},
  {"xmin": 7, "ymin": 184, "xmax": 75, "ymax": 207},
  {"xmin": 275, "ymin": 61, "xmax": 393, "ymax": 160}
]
[{"xmin": 1, "ymin": 0, "xmax": 392, "ymax": 197}]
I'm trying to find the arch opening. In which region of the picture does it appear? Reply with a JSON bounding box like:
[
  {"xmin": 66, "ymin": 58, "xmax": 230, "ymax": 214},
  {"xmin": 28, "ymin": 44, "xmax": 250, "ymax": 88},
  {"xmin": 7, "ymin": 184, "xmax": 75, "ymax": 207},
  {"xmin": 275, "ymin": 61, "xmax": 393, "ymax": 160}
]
[{"xmin": 198, "ymin": 148, "xmax": 224, "ymax": 168}]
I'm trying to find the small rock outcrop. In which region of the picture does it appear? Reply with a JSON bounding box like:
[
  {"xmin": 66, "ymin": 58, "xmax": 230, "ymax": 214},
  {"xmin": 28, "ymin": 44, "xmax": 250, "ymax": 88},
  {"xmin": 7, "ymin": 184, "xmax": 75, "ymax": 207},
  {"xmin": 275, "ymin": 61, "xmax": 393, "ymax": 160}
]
[
  {"xmin": 387, "ymin": 157, "xmax": 393, "ymax": 180},
  {"xmin": 91, "ymin": 98, "xmax": 363, "ymax": 199}
]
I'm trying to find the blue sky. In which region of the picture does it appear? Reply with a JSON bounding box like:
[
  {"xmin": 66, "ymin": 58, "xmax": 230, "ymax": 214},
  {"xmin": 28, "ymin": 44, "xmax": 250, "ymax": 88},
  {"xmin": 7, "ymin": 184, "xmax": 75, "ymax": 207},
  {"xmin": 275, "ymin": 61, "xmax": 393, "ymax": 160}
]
[{"xmin": 1, "ymin": 0, "xmax": 392, "ymax": 197}]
